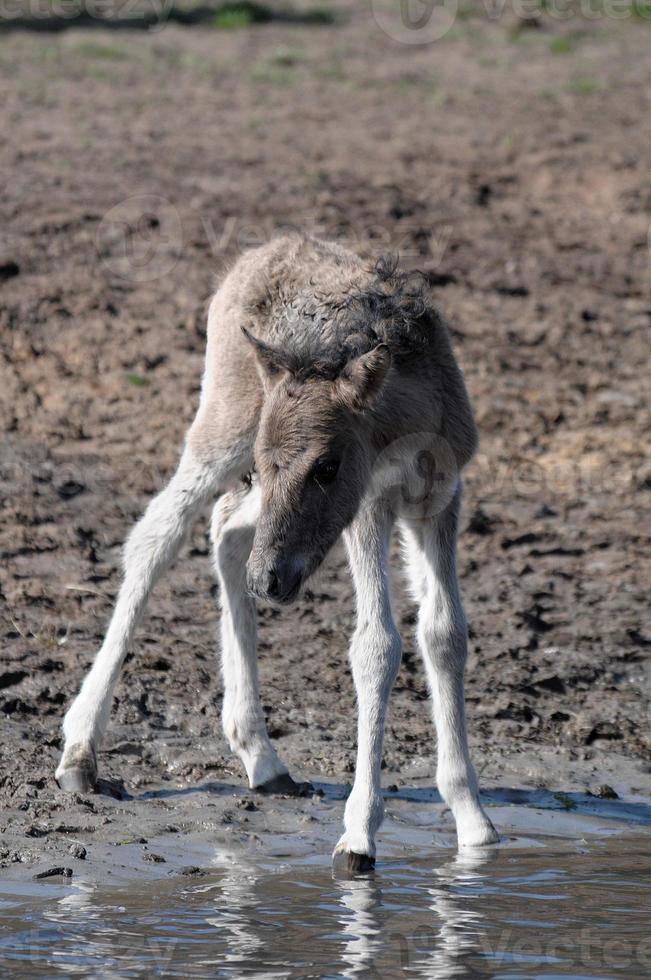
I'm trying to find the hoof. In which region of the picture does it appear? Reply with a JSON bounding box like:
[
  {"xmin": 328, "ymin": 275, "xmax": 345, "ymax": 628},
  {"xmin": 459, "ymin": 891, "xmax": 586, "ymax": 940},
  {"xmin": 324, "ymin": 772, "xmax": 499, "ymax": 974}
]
[
  {"xmin": 56, "ymin": 744, "xmax": 97, "ymax": 794},
  {"xmin": 458, "ymin": 817, "xmax": 500, "ymax": 848},
  {"xmin": 332, "ymin": 849, "xmax": 376, "ymax": 876},
  {"xmin": 56, "ymin": 766, "xmax": 96, "ymax": 794},
  {"xmin": 254, "ymin": 773, "xmax": 314, "ymax": 797}
]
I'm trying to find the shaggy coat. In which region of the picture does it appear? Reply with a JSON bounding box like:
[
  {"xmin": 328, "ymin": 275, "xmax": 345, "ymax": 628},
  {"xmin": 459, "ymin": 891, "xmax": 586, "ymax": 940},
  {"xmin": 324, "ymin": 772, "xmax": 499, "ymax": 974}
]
[{"xmin": 56, "ymin": 235, "xmax": 498, "ymax": 870}]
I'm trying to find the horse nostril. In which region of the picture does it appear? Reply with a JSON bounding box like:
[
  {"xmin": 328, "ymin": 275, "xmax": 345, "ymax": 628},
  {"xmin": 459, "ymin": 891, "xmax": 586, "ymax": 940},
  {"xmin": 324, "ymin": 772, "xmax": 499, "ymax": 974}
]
[{"xmin": 267, "ymin": 568, "xmax": 281, "ymax": 598}]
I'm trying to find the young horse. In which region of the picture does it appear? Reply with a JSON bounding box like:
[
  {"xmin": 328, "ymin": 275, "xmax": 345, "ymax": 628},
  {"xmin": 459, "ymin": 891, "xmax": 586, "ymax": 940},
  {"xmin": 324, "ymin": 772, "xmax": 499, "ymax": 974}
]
[{"xmin": 56, "ymin": 234, "xmax": 498, "ymax": 870}]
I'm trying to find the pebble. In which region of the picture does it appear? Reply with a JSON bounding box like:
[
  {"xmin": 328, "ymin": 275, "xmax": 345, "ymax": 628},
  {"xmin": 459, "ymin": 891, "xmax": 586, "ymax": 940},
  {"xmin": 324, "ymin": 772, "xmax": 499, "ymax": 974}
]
[
  {"xmin": 0, "ymin": 260, "xmax": 19, "ymax": 283},
  {"xmin": 24, "ymin": 825, "xmax": 49, "ymax": 839},
  {"xmin": 593, "ymin": 784, "xmax": 619, "ymax": 800},
  {"xmin": 34, "ymin": 867, "xmax": 73, "ymax": 879},
  {"xmin": 236, "ymin": 799, "xmax": 258, "ymax": 811},
  {"xmin": 69, "ymin": 843, "xmax": 87, "ymax": 860}
]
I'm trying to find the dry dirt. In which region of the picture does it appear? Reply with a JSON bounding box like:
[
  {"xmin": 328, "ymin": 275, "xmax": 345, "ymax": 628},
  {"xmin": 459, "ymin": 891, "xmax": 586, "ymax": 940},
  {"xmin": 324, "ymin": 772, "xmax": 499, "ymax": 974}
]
[{"xmin": 0, "ymin": 1, "xmax": 650, "ymax": 872}]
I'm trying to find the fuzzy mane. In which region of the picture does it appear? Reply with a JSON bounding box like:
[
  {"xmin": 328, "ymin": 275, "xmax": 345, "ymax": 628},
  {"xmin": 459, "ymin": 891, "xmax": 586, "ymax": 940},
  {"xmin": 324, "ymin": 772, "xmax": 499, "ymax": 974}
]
[{"xmin": 270, "ymin": 256, "xmax": 440, "ymax": 381}]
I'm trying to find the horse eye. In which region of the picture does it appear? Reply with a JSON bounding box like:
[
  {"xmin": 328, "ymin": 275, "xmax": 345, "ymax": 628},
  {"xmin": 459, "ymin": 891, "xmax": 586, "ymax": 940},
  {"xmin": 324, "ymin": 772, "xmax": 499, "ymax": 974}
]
[{"xmin": 312, "ymin": 459, "xmax": 340, "ymax": 485}]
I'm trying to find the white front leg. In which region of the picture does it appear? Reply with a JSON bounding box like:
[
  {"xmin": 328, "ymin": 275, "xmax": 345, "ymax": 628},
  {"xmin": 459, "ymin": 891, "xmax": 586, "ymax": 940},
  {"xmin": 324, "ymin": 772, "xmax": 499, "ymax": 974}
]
[
  {"xmin": 212, "ymin": 487, "xmax": 285, "ymax": 787},
  {"xmin": 334, "ymin": 502, "xmax": 401, "ymax": 872},
  {"xmin": 400, "ymin": 486, "xmax": 498, "ymax": 848},
  {"xmin": 211, "ymin": 487, "xmax": 309, "ymax": 795},
  {"xmin": 56, "ymin": 446, "xmax": 226, "ymax": 792}
]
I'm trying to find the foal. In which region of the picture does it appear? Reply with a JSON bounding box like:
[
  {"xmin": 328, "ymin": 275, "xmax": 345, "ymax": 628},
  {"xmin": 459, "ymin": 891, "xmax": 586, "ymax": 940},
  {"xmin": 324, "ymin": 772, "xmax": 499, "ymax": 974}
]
[{"xmin": 57, "ymin": 234, "xmax": 498, "ymax": 869}]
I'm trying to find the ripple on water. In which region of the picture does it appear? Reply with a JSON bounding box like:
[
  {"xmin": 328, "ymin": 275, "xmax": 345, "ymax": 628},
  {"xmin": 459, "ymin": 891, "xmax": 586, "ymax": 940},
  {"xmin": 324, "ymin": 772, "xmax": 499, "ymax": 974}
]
[{"xmin": 0, "ymin": 832, "xmax": 649, "ymax": 978}]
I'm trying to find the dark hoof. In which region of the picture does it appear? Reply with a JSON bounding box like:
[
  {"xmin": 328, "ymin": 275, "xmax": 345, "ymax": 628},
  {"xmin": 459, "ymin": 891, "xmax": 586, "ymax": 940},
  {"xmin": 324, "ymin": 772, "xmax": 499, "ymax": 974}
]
[
  {"xmin": 254, "ymin": 773, "xmax": 315, "ymax": 797},
  {"xmin": 333, "ymin": 849, "xmax": 376, "ymax": 876},
  {"xmin": 56, "ymin": 744, "xmax": 97, "ymax": 794}
]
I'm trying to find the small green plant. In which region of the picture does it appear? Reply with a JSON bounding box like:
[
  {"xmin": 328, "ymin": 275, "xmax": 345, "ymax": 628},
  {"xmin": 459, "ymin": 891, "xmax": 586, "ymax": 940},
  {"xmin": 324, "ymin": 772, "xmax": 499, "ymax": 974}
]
[
  {"xmin": 396, "ymin": 75, "xmax": 419, "ymax": 93},
  {"xmin": 125, "ymin": 372, "xmax": 149, "ymax": 387},
  {"xmin": 456, "ymin": 1, "xmax": 476, "ymax": 18},
  {"xmin": 550, "ymin": 36, "xmax": 574, "ymax": 55},
  {"xmin": 250, "ymin": 63, "xmax": 296, "ymax": 86},
  {"xmin": 211, "ymin": 1, "xmax": 335, "ymax": 28},
  {"xmin": 212, "ymin": 4, "xmax": 258, "ymax": 28},
  {"xmin": 269, "ymin": 46, "xmax": 306, "ymax": 67},
  {"xmin": 211, "ymin": 1, "xmax": 279, "ymax": 28},
  {"xmin": 249, "ymin": 45, "xmax": 311, "ymax": 85},
  {"xmin": 568, "ymin": 77, "xmax": 598, "ymax": 95},
  {"xmin": 553, "ymin": 792, "xmax": 577, "ymax": 810},
  {"xmin": 73, "ymin": 42, "xmax": 129, "ymax": 61}
]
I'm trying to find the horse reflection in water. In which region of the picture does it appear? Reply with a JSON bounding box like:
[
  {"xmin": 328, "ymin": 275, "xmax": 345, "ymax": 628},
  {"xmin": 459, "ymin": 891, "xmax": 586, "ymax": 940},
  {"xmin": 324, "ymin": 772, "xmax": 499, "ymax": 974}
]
[
  {"xmin": 204, "ymin": 850, "xmax": 267, "ymax": 968},
  {"xmin": 335, "ymin": 847, "xmax": 496, "ymax": 978},
  {"xmin": 203, "ymin": 843, "xmax": 497, "ymax": 976},
  {"xmin": 27, "ymin": 843, "xmax": 496, "ymax": 976}
]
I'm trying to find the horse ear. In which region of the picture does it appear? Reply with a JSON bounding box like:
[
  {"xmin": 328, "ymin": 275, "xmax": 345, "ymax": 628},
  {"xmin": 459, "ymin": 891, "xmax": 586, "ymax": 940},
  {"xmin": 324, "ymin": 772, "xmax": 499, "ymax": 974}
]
[
  {"xmin": 241, "ymin": 325, "xmax": 289, "ymax": 388},
  {"xmin": 338, "ymin": 344, "xmax": 391, "ymax": 410}
]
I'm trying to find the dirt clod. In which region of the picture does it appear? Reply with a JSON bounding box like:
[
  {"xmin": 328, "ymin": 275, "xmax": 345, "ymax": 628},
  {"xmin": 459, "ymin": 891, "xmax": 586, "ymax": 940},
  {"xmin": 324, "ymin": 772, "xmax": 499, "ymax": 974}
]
[
  {"xmin": 34, "ymin": 867, "xmax": 73, "ymax": 880},
  {"xmin": 593, "ymin": 784, "xmax": 619, "ymax": 800}
]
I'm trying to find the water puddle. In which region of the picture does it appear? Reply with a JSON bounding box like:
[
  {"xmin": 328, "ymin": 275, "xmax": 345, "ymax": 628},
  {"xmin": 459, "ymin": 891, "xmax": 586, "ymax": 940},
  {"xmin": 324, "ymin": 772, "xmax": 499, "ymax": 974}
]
[{"xmin": 1, "ymin": 824, "xmax": 649, "ymax": 978}]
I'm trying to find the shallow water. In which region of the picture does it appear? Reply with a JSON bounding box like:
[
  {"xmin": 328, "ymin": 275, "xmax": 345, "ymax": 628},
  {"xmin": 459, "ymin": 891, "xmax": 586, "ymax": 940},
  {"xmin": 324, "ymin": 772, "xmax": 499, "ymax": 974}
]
[{"xmin": 1, "ymin": 830, "xmax": 649, "ymax": 979}]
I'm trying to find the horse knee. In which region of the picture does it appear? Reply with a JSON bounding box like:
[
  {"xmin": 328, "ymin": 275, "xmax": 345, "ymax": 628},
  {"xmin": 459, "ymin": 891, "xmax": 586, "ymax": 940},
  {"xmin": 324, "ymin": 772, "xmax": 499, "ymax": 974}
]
[
  {"xmin": 350, "ymin": 622, "xmax": 402, "ymax": 692},
  {"xmin": 211, "ymin": 488, "xmax": 259, "ymax": 584}
]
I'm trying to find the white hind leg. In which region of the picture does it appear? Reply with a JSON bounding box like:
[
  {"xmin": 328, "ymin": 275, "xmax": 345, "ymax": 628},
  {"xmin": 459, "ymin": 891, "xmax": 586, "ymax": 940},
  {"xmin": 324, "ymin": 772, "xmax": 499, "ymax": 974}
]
[
  {"xmin": 399, "ymin": 486, "xmax": 498, "ymax": 848},
  {"xmin": 56, "ymin": 439, "xmax": 251, "ymax": 792},
  {"xmin": 211, "ymin": 486, "xmax": 310, "ymax": 794}
]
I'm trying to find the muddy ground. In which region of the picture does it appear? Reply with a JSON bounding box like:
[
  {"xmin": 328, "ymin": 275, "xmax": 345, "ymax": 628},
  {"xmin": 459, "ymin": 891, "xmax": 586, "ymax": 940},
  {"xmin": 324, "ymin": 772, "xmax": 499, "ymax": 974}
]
[{"xmin": 0, "ymin": 2, "xmax": 649, "ymax": 873}]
